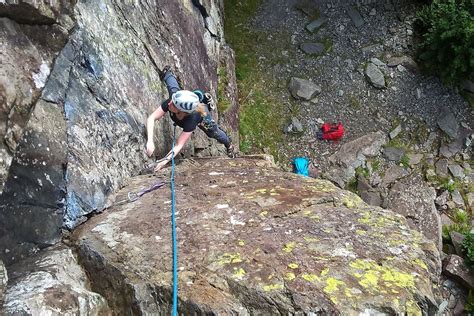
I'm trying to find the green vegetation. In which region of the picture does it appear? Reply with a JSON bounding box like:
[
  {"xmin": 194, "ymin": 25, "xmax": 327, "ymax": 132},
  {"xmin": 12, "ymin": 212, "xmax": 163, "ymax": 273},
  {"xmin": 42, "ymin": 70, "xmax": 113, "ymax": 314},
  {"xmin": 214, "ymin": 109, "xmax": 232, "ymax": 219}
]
[
  {"xmin": 217, "ymin": 66, "xmax": 232, "ymax": 113},
  {"xmin": 224, "ymin": 0, "xmax": 287, "ymax": 159},
  {"xmin": 355, "ymin": 166, "xmax": 370, "ymax": 178},
  {"xmin": 466, "ymin": 290, "xmax": 474, "ymax": 312},
  {"xmin": 349, "ymin": 96, "xmax": 361, "ymax": 110},
  {"xmin": 239, "ymin": 89, "xmax": 285, "ymax": 155},
  {"xmin": 371, "ymin": 158, "xmax": 381, "ymax": 172},
  {"xmin": 346, "ymin": 176, "xmax": 358, "ymax": 194},
  {"xmin": 462, "ymin": 233, "xmax": 474, "ymax": 267},
  {"xmin": 442, "ymin": 209, "xmax": 471, "ymax": 241},
  {"xmin": 345, "ymin": 166, "xmax": 370, "ymax": 193},
  {"xmin": 437, "ymin": 177, "xmax": 462, "ymax": 193},
  {"xmin": 400, "ymin": 154, "xmax": 410, "ymax": 169},
  {"xmin": 416, "ymin": 0, "xmax": 473, "ymax": 85},
  {"xmin": 224, "ymin": 0, "xmax": 262, "ymax": 82}
]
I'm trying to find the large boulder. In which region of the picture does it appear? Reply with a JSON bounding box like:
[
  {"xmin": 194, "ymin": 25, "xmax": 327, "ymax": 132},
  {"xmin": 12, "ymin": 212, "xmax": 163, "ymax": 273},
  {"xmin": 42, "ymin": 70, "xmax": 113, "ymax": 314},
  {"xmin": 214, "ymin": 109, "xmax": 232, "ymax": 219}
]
[
  {"xmin": 2, "ymin": 245, "xmax": 109, "ymax": 315},
  {"xmin": 288, "ymin": 77, "xmax": 321, "ymax": 100},
  {"xmin": 73, "ymin": 157, "xmax": 440, "ymax": 315},
  {"xmin": 365, "ymin": 63, "xmax": 386, "ymax": 89},
  {"xmin": 386, "ymin": 174, "xmax": 442, "ymax": 251},
  {"xmin": 323, "ymin": 131, "xmax": 388, "ymax": 187},
  {"xmin": 0, "ymin": 0, "xmax": 236, "ymax": 264}
]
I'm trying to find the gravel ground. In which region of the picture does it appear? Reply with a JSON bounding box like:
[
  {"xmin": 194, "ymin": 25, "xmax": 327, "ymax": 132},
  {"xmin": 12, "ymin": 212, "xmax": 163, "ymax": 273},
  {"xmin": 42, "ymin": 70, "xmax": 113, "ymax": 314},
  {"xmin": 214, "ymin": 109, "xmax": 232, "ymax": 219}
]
[{"xmin": 246, "ymin": 0, "xmax": 473, "ymax": 173}]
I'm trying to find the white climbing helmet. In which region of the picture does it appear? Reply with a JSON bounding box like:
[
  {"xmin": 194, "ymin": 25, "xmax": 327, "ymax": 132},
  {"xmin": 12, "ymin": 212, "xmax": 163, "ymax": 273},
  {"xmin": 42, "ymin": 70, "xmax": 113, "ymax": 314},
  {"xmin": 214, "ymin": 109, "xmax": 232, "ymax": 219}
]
[{"xmin": 171, "ymin": 90, "xmax": 200, "ymax": 113}]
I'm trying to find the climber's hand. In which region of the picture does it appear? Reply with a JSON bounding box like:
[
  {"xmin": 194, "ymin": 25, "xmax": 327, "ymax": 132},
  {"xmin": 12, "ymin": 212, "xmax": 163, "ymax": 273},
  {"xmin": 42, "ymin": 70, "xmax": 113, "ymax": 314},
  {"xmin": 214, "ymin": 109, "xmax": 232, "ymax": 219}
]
[
  {"xmin": 154, "ymin": 158, "xmax": 169, "ymax": 172},
  {"xmin": 146, "ymin": 141, "xmax": 155, "ymax": 157}
]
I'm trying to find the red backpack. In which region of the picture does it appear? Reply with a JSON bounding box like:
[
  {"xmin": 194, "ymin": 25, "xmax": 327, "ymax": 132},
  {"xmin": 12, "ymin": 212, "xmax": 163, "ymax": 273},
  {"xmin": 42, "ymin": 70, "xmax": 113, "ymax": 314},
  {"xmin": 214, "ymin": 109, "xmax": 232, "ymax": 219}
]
[{"xmin": 320, "ymin": 122, "xmax": 344, "ymax": 141}]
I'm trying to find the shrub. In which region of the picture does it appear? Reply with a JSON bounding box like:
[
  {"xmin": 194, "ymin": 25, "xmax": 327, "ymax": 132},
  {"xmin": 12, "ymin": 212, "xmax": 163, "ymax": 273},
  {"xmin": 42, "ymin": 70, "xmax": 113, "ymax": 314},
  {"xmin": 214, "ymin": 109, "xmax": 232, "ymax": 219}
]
[
  {"xmin": 416, "ymin": 0, "xmax": 474, "ymax": 85},
  {"xmin": 462, "ymin": 232, "xmax": 474, "ymax": 267}
]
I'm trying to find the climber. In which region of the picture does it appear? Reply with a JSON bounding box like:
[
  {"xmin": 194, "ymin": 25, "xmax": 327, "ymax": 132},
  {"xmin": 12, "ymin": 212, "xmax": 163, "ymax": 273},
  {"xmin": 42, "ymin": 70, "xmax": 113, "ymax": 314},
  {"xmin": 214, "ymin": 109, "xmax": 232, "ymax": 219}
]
[{"xmin": 146, "ymin": 66, "xmax": 235, "ymax": 171}]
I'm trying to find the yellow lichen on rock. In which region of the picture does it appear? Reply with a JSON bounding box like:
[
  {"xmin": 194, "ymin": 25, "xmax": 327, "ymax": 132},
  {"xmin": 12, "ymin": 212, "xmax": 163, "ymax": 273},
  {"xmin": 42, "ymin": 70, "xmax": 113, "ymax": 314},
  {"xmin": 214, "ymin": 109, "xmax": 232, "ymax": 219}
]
[
  {"xmin": 282, "ymin": 242, "xmax": 296, "ymax": 253},
  {"xmin": 302, "ymin": 273, "xmax": 320, "ymax": 283},
  {"xmin": 288, "ymin": 263, "xmax": 299, "ymax": 269},
  {"xmin": 218, "ymin": 253, "xmax": 243, "ymax": 265},
  {"xmin": 263, "ymin": 283, "xmax": 284, "ymax": 292},
  {"xmin": 412, "ymin": 258, "xmax": 428, "ymax": 271},
  {"xmin": 405, "ymin": 299, "xmax": 422, "ymax": 316},
  {"xmin": 320, "ymin": 267, "xmax": 329, "ymax": 277},
  {"xmin": 350, "ymin": 259, "xmax": 416, "ymax": 294},
  {"xmin": 324, "ymin": 277, "xmax": 345, "ymax": 294},
  {"xmin": 233, "ymin": 267, "xmax": 246, "ymax": 280},
  {"xmin": 285, "ymin": 272, "xmax": 296, "ymax": 281},
  {"xmin": 303, "ymin": 236, "xmax": 319, "ymax": 243},
  {"xmin": 340, "ymin": 192, "xmax": 363, "ymax": 209}
]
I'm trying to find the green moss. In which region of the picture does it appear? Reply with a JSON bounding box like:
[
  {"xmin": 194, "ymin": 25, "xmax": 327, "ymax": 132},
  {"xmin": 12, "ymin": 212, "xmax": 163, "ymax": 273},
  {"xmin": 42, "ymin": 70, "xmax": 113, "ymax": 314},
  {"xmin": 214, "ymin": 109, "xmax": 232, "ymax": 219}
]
[
  {"xmin": 217, "ymin": 66, "xmax": 232, "ymax": 113},
  {"xmin": 224, "ymin": 0, "xmax": 287, "ymax": 161},
  {"xmin": 322, "ymin": 37, "xmax": 333, "ymax": 53},
  {"xmin": 238, "ymin": 89, "xmax": 285, "ymax": 157},
  {"xmin": 349, "ymin": 96, "xmax": 361, "ymax": 110}
]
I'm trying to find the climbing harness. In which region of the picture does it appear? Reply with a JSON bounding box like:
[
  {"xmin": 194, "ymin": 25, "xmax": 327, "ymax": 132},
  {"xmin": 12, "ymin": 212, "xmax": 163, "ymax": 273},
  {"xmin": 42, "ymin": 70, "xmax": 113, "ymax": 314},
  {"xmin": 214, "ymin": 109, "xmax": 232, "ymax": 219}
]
[
  {"xmin": 114, "ymin": 181, "xmax": 166, "ymax": 206},
  {"xmin": 170, "ymin": 125, "xmax": 178, "ymax": 316},
  {"xmin": 293, "ymin": 157, "xmax": 309, "ymax": 177}
]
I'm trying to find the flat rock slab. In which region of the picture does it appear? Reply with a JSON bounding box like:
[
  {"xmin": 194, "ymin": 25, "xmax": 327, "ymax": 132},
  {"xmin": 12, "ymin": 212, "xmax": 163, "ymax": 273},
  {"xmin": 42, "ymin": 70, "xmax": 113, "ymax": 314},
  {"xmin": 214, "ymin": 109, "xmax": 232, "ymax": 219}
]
[
  {"xmin": 306, "ymin": 16, "xmax": 327, "ymax": 33},
  {"xmin": 74, "ymin": 156, "xmax": 440, "ymax": 315},
  {"xmin": 347, "ymin": 7, "xmax": 364, "ymax": 28},
  {"xmin": 300, "ymin": 42, "xmax": 325, "ymax": 55},
  {"xmin": 3, "ymin": 245, "xmax": 109, "ymax": 315}
]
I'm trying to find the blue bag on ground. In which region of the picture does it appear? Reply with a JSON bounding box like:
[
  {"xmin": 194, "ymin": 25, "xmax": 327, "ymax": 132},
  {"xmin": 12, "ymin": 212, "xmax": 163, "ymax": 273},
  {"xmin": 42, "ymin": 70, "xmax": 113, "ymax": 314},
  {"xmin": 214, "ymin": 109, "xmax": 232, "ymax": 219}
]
[{"xmin": 293, "ymin": 157, "xmax": 309, "ymax": 177}]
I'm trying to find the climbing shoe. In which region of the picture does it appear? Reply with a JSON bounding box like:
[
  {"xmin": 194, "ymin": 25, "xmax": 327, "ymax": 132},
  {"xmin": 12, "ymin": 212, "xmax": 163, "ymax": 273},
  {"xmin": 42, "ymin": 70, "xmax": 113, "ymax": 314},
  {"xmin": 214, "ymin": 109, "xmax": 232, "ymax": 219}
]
[
  {"xmin": 159, "ymin": 65, "xmax": 171, "ymax": 80},
  {"xmin": 226, "ymin": 144, "xmax": 236, "ymax": 158}
]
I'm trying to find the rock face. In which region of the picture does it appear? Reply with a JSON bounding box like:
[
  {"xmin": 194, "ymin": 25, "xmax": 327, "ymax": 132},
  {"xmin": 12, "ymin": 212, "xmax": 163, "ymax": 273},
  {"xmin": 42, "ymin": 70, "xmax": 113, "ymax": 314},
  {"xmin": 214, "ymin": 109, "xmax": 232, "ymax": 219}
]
[
  {"xmin": 0, "ymin": 8, "xmax": 72, "ymax": 193},
  {"xmin": 386, "ymin": 174, "xmax": 442, "ymax": 251},
  {"xmin": 2, "ymin": 245, "xmax": 109, "ymax": 314},
  {"xmin": 0, "ymin": 260, "xmax": 6, "ymax": 306},
  {"xmin": 73, "ymin": 157, "xmax": 440, "ymax": 315},
  {"xmin": 0, "ymin": 0, "xmax": 236, "ymax": 264}
]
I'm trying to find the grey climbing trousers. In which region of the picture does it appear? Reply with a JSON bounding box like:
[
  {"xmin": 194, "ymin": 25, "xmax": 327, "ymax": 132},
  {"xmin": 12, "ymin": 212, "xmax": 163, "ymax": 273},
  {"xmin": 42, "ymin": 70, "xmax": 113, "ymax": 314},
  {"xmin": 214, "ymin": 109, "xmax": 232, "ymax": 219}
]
[{"xmin": 164, "ymin": 70, "xmax": 232, "ymax": 148}]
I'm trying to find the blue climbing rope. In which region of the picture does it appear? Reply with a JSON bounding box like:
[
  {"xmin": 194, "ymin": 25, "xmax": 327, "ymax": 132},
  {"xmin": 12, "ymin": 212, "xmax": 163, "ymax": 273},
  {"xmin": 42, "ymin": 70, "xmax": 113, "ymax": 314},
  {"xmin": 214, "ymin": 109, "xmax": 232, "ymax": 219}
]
[{"xmin": 171, "ymin": 126, "xmax": 178, "ymax": 315}]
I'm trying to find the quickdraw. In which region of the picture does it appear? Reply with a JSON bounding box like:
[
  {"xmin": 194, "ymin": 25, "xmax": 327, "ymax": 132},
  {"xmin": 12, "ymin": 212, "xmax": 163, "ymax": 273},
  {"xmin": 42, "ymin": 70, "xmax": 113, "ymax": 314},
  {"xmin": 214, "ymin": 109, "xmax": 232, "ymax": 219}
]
[{"xmin": 114, "ymin": 181, "xmax": 166, "ymax": 205}]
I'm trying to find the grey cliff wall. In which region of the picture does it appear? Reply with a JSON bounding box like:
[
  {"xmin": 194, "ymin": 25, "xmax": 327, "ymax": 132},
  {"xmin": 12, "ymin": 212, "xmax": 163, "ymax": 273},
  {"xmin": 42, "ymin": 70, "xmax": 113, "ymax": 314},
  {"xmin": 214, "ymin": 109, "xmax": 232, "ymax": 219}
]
[{"xmin": 0, "ymin": 0, "xmax": 237, "ymax": 265}]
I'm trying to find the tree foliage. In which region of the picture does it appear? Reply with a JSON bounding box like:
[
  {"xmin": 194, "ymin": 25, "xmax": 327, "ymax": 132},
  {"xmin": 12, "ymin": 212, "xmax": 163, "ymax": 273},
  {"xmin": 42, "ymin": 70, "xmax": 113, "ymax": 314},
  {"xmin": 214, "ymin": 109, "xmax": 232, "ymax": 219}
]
[{"xmin": 416, "ymin": 0, "xmax": 474, "ymax": 85}]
